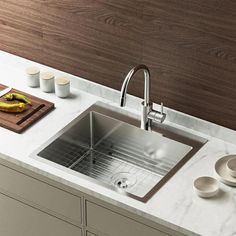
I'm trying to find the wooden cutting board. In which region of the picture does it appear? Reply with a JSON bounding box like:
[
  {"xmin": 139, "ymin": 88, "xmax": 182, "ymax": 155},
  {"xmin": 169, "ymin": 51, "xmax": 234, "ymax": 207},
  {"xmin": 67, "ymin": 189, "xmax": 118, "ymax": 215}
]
[{"xmin": 0, "ymin": 84, "xmax": 54, "ymax": 133}]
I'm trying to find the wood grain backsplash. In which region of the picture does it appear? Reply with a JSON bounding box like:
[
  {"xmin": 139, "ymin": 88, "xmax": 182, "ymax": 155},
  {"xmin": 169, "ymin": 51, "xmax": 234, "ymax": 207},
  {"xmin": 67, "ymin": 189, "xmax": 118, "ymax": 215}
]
[{"xmin": 0, "ymin": 0, "xmax": 236, "ymax": 129}]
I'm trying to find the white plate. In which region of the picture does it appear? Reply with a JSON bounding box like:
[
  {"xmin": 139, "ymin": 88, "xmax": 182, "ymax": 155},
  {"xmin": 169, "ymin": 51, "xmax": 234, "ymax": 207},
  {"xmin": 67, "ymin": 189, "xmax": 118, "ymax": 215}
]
[{"xmin": 215, "ymin": 155, "xmax": 236, "ymax": 186}]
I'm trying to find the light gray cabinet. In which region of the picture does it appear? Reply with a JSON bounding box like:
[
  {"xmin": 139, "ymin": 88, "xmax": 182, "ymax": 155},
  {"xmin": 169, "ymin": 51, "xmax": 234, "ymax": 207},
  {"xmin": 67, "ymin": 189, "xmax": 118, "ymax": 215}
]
[
  {"xmin": 86, "ymin": 232, "xmax": 98, "ymax": 236},
  {"xmin": 0, "ymin": 192, "xmax": 82, "ymax": 236},
  {"xmin": 85, "ymin": 201, "xmax": 169, "ymax": 236},
  {"xmin": 0, "ymin": 159, "xmax": 185, "ymax": 236},
  {"xmin": 0, "ymin": 163, "xmax": 82, "ymax": 226}
]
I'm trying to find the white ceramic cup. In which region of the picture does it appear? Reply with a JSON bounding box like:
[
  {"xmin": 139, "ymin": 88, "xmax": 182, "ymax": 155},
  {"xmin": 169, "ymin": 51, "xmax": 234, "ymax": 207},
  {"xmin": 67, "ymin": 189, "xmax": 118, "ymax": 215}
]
[
  {"xmin": 55, "ymin": 78, "xmax": 70, "ymax": 98},
  {"xmin": 40, "ymin": 72, "xmax": 55, "ymax": 93},
  {"xmin": 26, "ymin": 66, "xmax": 40, "ymax": 87}
]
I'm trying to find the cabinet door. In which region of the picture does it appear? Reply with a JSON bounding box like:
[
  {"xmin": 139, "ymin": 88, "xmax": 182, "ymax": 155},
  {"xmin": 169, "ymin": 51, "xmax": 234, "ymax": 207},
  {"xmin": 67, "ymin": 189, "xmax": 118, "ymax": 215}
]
[
  {"xmin": 0, "ymin": 164, "xmax": 81, "ymax": 225},
  {"xmin": 0, "ymin": 192, "xmax": 81, "ymax": 236},
  {"xmin": 86, "ymin": 201, "xmax": 169, "ymax": 236}
]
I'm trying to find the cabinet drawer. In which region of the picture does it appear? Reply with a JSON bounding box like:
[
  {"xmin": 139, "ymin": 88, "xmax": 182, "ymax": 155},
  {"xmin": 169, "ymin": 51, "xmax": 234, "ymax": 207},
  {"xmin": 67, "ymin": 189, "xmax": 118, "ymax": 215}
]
[
  {"xmin": 0, "ymin": 164, "xmax": 81, "ymax": 225},
  {"xmin": 86, "ymin": 201, "xmax": 169, "ymax": 236},
  {"xmin": 0, "ymin": 192, "xmax": 82, "ymax": 236}
]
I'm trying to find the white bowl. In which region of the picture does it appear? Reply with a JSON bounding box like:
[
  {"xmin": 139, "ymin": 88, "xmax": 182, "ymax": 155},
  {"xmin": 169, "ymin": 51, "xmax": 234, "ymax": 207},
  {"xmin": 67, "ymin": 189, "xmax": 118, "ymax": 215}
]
[
  {"xmin": 193, "ymin": 176, "xmax": 219, "ymax": 198},
  {"xmin": 226, "ymin": 158, "xmax": 236, "ymax": 178}
]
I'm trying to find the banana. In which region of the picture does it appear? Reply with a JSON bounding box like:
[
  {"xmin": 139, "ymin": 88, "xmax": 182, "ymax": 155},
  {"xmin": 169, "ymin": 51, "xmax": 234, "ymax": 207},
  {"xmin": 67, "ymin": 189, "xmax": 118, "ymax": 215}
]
[
  {"xmin": 0, "ymin": 102, "xmax": 26, "ymax": 113},
  {"xmin": 4, "ymin": 93, "xmax": 32, "ymax": 105}
]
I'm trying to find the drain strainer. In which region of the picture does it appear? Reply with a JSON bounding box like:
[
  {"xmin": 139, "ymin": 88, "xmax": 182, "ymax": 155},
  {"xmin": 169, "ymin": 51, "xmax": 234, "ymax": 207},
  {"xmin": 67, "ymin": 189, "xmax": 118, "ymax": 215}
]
[{"xmin": 111, "ymin": 172, "xmax": 137, "ymax": 189}]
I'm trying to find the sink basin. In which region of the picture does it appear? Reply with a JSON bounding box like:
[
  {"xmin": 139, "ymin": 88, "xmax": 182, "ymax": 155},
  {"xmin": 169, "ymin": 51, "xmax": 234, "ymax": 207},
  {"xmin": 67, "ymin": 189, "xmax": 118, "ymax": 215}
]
[{"xmin": 32, "ymin": 102, "xmax": 207, "ymax": 202}]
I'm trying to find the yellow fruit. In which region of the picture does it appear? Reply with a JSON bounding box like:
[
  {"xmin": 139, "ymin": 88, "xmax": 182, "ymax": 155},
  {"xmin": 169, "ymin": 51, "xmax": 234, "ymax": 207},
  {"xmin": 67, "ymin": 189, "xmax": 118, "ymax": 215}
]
[
  {"xmin": 0, "ymin": 102, "xmax": 26, "ymax": 113},
  {"xmin": 4, "ymin": 93, "xmax": 31, "ymax": 105}
]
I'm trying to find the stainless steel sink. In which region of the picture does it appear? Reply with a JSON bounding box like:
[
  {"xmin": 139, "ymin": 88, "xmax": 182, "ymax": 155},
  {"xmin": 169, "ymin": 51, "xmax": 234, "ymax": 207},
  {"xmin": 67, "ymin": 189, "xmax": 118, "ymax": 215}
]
[{"xmin": 32, "ymin": 102, "xmax": 207, "ymax": 202}]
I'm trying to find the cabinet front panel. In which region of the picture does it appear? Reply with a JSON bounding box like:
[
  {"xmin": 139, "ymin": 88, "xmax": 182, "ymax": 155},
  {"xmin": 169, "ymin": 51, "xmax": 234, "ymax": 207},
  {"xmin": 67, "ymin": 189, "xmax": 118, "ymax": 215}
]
[
  {"xmin": 87, "ymin": 232, "xmax": 98, "ymax": 236},
  {"xmin": 86, "ymin": 201, "xmax": 169, "ymax": 236},
  {"xmin": 0, "ymin": 164, "xmax": 81, "ymax": 225},
  {"xmin": 0, "ymin": 192, "xmax": 82, "ymax": 236}
]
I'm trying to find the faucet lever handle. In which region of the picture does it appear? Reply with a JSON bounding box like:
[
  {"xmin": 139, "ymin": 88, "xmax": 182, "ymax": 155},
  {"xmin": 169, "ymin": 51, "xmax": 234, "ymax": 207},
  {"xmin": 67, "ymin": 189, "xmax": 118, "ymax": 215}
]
[{"xmin": 160, "ymin": 102, "xmax": 164, "ymax": 115}]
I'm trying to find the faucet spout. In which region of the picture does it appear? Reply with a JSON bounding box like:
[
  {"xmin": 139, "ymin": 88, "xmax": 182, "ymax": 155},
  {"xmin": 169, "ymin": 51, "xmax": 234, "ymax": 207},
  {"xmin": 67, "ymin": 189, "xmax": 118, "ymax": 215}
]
[
  {"xmin": 120, "ymin": 64, "xmax": 150, "ymax": 107},
  {"xmin": 119, "ymin": 64, "xmax": 166, "ymax": 131}
]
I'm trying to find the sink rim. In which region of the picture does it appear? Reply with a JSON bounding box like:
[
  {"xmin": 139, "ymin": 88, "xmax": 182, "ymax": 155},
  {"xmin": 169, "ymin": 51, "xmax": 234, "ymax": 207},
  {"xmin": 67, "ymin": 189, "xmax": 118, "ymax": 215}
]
[{"xmin": 31, "ymin": 102, "xmax": 207, "ymax": 202}]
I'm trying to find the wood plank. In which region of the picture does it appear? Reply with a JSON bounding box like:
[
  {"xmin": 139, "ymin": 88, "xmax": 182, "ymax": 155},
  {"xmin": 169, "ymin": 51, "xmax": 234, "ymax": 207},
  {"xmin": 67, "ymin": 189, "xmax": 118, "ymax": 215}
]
[
  {"xmin": 41, "ymin": 0, "xmax": 143, "ymax": 89},
  {"xmin": 0, "ymin": 0, "xmax": 43, "ymax": 61},
  {"xmin": 142, "ymin": 0, "xmax": 236, "ymax": 128}
]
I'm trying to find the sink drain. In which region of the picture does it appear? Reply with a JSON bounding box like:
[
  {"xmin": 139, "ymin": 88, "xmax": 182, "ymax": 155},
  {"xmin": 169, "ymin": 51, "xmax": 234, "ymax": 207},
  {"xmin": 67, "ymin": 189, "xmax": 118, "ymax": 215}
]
[
  {"xmin": 111, "ymin": 172, "xmax": 137, "ymax": 189},
  {"xmin": 115, "ymin": 178, "xmax": 130, "ymax": 189}
]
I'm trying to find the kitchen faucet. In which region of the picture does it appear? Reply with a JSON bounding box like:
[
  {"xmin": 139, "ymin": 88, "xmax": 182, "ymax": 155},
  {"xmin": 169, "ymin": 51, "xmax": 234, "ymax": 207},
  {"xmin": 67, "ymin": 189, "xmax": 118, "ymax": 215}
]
[{"xmin": 120, "ymin": 64, "xmax": 166, "ymax": 131}]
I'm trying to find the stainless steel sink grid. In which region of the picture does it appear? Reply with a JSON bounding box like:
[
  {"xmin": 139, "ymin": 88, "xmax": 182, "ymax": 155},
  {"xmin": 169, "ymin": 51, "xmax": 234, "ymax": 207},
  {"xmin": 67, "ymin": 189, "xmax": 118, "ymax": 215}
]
[{"xmin": 32, "ymin": 103, "xmax": 207, "ymax": 202}]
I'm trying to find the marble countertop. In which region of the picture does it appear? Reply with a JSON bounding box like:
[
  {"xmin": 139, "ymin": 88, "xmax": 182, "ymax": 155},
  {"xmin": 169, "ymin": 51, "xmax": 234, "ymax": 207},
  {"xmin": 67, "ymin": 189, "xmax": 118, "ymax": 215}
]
[{"xmin": 0, "ymin": 51, "xmax": 236, "ymax": 236}]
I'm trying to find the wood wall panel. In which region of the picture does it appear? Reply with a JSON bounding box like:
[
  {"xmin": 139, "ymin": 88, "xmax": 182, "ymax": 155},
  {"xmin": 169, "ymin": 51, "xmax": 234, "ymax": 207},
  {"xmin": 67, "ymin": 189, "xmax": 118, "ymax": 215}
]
[
  {"xmin": 0, "ymin": 0, "xmax": 43, "ymax": 61},
  {"xmin": 41, "ymin": 0, "xmax": 144, "ymax": 89},
  {"xmin": 142, "ymin": 0, "xmax": 236, "ymax": 128},
  {"xmin": 0, "ymin": 0, "xmax": 236, "ymax": 129}
]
